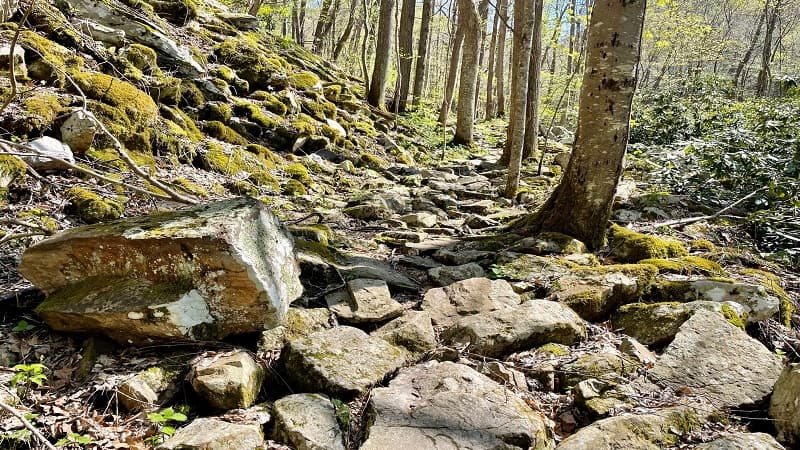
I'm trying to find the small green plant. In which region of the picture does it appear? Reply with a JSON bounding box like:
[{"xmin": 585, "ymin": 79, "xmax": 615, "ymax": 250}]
[
  {"xmin": 11, "ymin": 320, "xmax": 35, "ymax": 332},
  {"xmin": 331, "ymin": 398, "xmax": 351, "ymax": 427},
  {"xmin": 487, "ymin": 264, "xmax": 506, "ymax": 280},
  {"xmin": 55, "ymin": 433, "xmax": 93, "ymax": 448},
  {"xmin": 10, "ymin": 363, "xmax": 47, "ymax": 392},
  {"xmin": 145, "ymin": 406, "xmax": 188, "ymax": 446}
]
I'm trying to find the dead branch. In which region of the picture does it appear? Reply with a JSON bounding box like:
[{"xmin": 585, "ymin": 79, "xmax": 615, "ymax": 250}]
[
  {"xmin": 0, "ymin": 1, "xmax": 35, "ymax": 115},
  {"xmin": 0, "ymin": 218, "xmax": 54, "ymax": 235},
  {"xmin": 0, "ymin": 394, "xmax": 59, "ymax": 450},
  {"xmin": 642, "ymin": 187, "xmax": 768, "ymax": 229}
]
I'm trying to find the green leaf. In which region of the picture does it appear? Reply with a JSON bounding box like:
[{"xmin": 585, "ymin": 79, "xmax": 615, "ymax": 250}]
[{"xmin": 12, "ymin": 320, "xmax": 35, "ymax": 332}]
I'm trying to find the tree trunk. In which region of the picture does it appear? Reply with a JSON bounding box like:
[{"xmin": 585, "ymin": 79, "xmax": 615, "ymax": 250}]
[
  {"xmin": 453, "ymin": 0, "xmax": 487, "ymax": 145},
  {"xmin": 521, "ymin": 0, "xmax": 543, "ymax": 162},
  {"xmin": 512, "ymin": 0, "xmax": 647, "ymax": 250},
  {"xmin": 734, "ymin": 8, "xmax": 766, "ymax": 91},
  {"xmin": 249, "ymin": 0, "xmax": 262, "ymax": 16},
  {"xmin": 503, "ymin": 0, "xmax": 536, "ymax": 197},
  {"xmin": 756, "ymin": 0, "xmax": 781, "ymax": 97},
  {"xmin": 293, "ymin": 0, "xmax": 308, "ymax": 46},
  {"xmin": 439, "ymin": 14, "xmax": 465, "ymax": 125},
  {"xmin": 412, "ymin": 0, "xmax": 434, "ymax": 108},
  {"xmin": 360, "ymin": 0, "xmax": 372, "ymax": 94},
  {"xmin": 494, "ymin": 0, "xmax": 508, "ymax": 117},
  {"xmin": 485, "ymin": 4, "xmax": 500, "ymax": 119},
  {"xmin": 367, "ymin": 0, "xmax": 396, "ymax": 108},
  {"xmin": 312, "ymin": 0, "xmax": 334, "ymax": 53},
  {"xmin": 395, "ymin": 0, "xmax": 416, "ymax": 112},
  {"xmin": 333, "ymin": 0, "xmax": 360, "ymax": 61}
]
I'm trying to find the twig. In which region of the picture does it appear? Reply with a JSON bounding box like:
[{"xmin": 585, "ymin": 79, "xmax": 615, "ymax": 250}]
[
  {"xmin": 0, "ymin": 141, "xmax": 177, "ymax": 201},
  {"xmin": 0, "ymin": 396, "xmax": 59, "ymax": 450},
  {"xmin": 642, "ymin": 187, "xmax": 768, "ymax": 229},
  {"xmin": 0, "ymin": 231, "xmax": 47, "ymax": 243},
  {"xmin": 0, "ymin": 218, "xmax": 54, "ymax": 235}
]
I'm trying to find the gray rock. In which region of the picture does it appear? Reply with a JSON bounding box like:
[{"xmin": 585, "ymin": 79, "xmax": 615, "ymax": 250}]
[
  {"xmin": 344, "ymin": 201, "xmax": 392, "ymax": 220},
  {"xmin": 23, "ymin": 136, "xmax": 74, "ymax": 171},
  {"xmin": 769, "ymin": 363, "xmax": 800, "ymax": 444},
  {"xmin": 478, "ymin": 361, "xmax": 528, "ymax": 391},
  {"xmin": 271, "ymin": 393, "xmax": 345, "ymax": 450},
  {"xmin": 372, "ymin": 311, "xmax": 437, "ymax": 353},
  {"xmin": 432, "ymin": 249, "xmax": 492, "ymax": 265},
  {"xmin": 555, "ymin": 408, "xmax": 703, "ymax": 450},
  {"xmin": 361, "ymin": 361, "xmax": 551, "ymax": 449},
  {"xmin": 73, "ymin": 19, "xmax": 125, "ymax": 45},
  {"xmin": 509, "ymin": 232, "xmax": 588, "ymax": 255},
  {"xmin": 695, "ymin": 433, "xmax": 785, "ymax": 450},
  {"xmin": 118, "ymin": 365, "xmax": 182, "ymax": 411},
  {"xmin": 400, "ymin": 212, "xmax": 438, "ymax": 228},
  {"xmin": 22, "ymin": 198, "xmax": 303, "ymax": 343},
  {"xmin": 0, "ymin": 42, "xmax": 25, "ymax": 78},
  {"xmin": 158, "ymin": 417, "xmax": 264, "ymax": 450},
  {"xmin": 559, "ymin": 352, "xmax": 639, "ymax": 389},
  {"xmin": 428, "ymin": 263, "xmax": 485, "ymax": 286},
  {"xmin": 421, "ymin": 277, "xmax": 521, "ymax": 326},
  {"xmin": 650, "ymin": 309, "xmax": 782, "ymax": 409},
  {"xmin": 573, "ymin": 378, "xmax": 636, "ymax": 418},
  {"xmin": 217, "ymin": 12, "xmax": 260, "ymax": 31},
  {"xmin": 464, "ymin": 214, "xmax": 499, "ymax": 229},
  {"xmin": 326, "ymin": 278, "xmax": 403, "ymax": 324},
  {"xmin": 60, "ymin": 109, "xmax": 98, "ymax": 154},
  {"xmin": 190, "ymin": 350, "xmax": 264, "ymax": 410},
  {"xmin": 651, "ymin": 279, "xmax": 779, "ymax": 322},
  {"xmin": 258, "ymin": 308, "xmax": 331, "ymax": 353},
  {"xmin": 442, "ymin": 300, "xmax": 586, "ymax": 357},
  {"xmin": 280, "ymin": 326, "xmax": 408, "ymax": 397},
  {"xmin": 66, "ymin": 0, "xmax": 204, "ymax": 76}
]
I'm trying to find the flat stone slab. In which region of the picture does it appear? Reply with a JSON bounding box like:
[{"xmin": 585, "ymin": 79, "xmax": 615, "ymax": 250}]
[
  {"xmin": 280, "ymin": 326, "xmax": 408, "ymax": 397},
  {"xmin": 652, "ymin": 279, "xmax": 779, "ymax": 322},
  {"xmin": 372, "ymin": 311, "xmax": 437, "ymax": 354},
  {"xmin": 22, "ymin": 197, "xmax": 302, "ymax": 343},
  {"xmin": 421, "ymin": 277, "xmax": 521, "ymax": 326},
  {"xmin": 442, "ymin": 300, "xmax": 586, "ymax": 357},
  {"xmin": 361, "ymin": 361, "xmax": 550, "ymax": 450},
  {"xmin": 271, "ymin": 393, "xmax": 345, "ymax": 450},
  {"xmin": 159, "ymin": 417, "xmax": 264, "ymax": 449},
  {"xmin": 649, "ymin": 310, "xmax": 782, "ymax": 409},
  {"xmin": 695, "ymin": 432, "xmax": 785, "ymax": 450},
  {"xmin": 326, "ymin": 279, "xmax": 403, "ymax": 323}
]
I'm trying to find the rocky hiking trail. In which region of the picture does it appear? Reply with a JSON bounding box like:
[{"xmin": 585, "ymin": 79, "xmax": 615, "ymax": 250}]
[{"xmin": 1, "ymin": 0, "xmax": 800, "ymax": 448}]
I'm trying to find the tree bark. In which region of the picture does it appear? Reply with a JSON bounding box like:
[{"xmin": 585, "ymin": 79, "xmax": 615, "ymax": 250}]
[
  {"xmin": 292, "ymin": 0, "xmax": 308, "ymax": 45},
  {"xmin": 412, "ymin": 0, "xmax": 434, "ymax": 107},
  {"xmin": 756, "ymin": 0, "xmax": 781, "ymax": 97},
  {"xmin": 494, "ymin": 0, "xmax": 509, "ymax": 117},
  {"xmin": 333, "ymin": 0, "xmax": 360, "ymax": 61},
  {"xmin": 733, "ymin": 8, "xmax": 766, "ymax": 91},
  {"xmin": 368, "ymin": 0, "xmax": 397, "ymax": 108},
  {"xmin": 312, "ymin": 0, "xmax": 334, "ymax": 53},
  {"xmin": 512, "ymin": 0, "xmax": 647, "ymax": 250},
  {"xmin": 439, "ymin": 12, "xmax": 465, "ymax": 125},
  {"xmin": 395, "ymin": 0, "xmax": 416, "ymax": 112},
  {"xmin": 521, "ymin": 0, "xmax": 543, "ymax": 162},
  {"xmin": 503, "ymin": 0, "xmax": 536, "ymax": 197},
  {"xmin": 485, "ymin": 3, "xmax": 500, "ymax": 118},
  {"xmin": 453, "ymin": 0, "xmax": 488, "ymax": 145}
]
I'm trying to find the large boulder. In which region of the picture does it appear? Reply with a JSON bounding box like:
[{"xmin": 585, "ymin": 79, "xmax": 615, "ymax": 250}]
[
  {"xmin": 372, "ymin": 311, "xmax": 437, "ymax": 354},
  {"xmin": 421, "ymin": 277, "xmax": 521, "ymax": 326},
  {"xmin": 650, "ymin": 279, "xmax": 780, "ymax": 322},
  {"xmin": 361, "ymin": 361, "xmax": 551, "ymax": 449},
  {"xmin": 442, "ymin": 300, "xmax": 586, "ymax": 357},
  {"xmin": 649, "ymin": 310, "xmax": 782, "ymax": 409},
  {"xmin": 21, "ymin": 197, "xmax": 303, "ymax": 343},
  {"xmin": 695, "ymin": 433, "xmax": 785, "ymax": 450},
  {"xmin": 769, "ymin": 364, "xmax": 800, "ymax": 444},
  {"xmin": 271, "ymin": 393, "xmax": 345, "ymax": 450},
  {"xmin": 326, "ymin": 278, "xmax": 403, "ymax": 324},
  {"xmin": 158, "ymin": 417, "xmax": 264, "ymax": 450},
  {"xmin": 279, "ymin": 326, "xmax": 408, "ymax": 397}
]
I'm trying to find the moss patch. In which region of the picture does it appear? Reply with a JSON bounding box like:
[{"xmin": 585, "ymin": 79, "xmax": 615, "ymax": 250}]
[
  {"xmin": 610, "ymin": 224, "xmax": 689, "ymax": 263},
  {"xmin": 122, "ymin": 44, "xmax": 161, "ymax": 76},
  {"xmin": 202, "ymin": 121, "xmax": 249, "ymax": 145},
  {"xmin": 739, "ymin": 268, "xmax": 795, "ymax": 327},
  {"xmin": 288, "ymin": 70, "xmax": 321, "ymax": 90},
  {"xmin": 66, "ymin": 187, "xmax": 124, "ymax": 223},
  {"xmin": 282, "ymin": 179, "xmax": 307, "ymax": 196},
  {"xmin": 284, "ymin": 163, "xmax": 312, "ymax": 185},
  {"xmin": 200, "ymin": 143, "xmax": 278, "ymax": 191},
  {"xmin": 214, "ymin": 34, "xmax": 287, "ymax": 90},
  {"xmin": 73, "ymin": 71, "xmax": 158, "ymax": 125},
  {"xmin": 199, "ymin": 102, "xmax": 232, "ymax": 123},
  {"xmin": 638, "ymin": 256, "xmax": 724, "ymax": 276},
  {"xmin": 172, "ymin": 178, "xmax": 208, "ymax": 198}
]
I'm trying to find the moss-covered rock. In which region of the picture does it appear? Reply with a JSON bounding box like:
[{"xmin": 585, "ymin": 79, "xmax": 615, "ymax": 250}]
[
  {"xmin": 201, "ymin": 120, "xmax": 249, "ymax": 145},
  {"xmin": 559, "ymin": 352, "xmax": 639, "ymax": 390},
  {"xmin": 649, "ymin": 278, "xmax": 780, "ymax": 323},
  {"xmin": 288, "ymin": 70, "xmax": 321, "ymax": 90},
  {"xmin": 0, "ymin": 155, "xmax": 28, "ymax": 201},
  {"xmin": 612, "ymin": 302, "xmax": 692, "ymax": 347},
  {"xmin": 609, "ymin": 224, "xmax": 688, "ymax": 263},
  {"xmin": 738, "ymin": 268, "xmax": 795, "ymax": 327},
  {"xmin": 66, "ymin": 187, "xmax": 124, "ymax": 223},
  {"xmin": 285, "ymin": 163, "xmax": 312, "ymax": 185},
  {"xmin": 214, "ymin": 34, "xmax": 288, "ymax": 90},
  {"xmin": 178, "ymin": 80, "xmax": 205, "ymax": 108},
  {"xmin": 171, "ymin": 177, "xmax": 208, "ymax": 198},
  {"xmin": 233, "ymin": 101, "xmax": 280, "ymax": 130},
  {"xmin": 638, "ymin": 256, "xmax": 724, "ymax": 276},
  {"xmin": 282, "ymin": 179, "xmax": 307, "ymax": 196},
  {"xmin": 200, "ymin": 143, "xmax": 278, "ymax": 191},
  {"xmin": 145, "ymin": 0, "xmax": 199, "ymax": 26},
  {"xmin": 199, "ymin": 101, "xmax": 232, "ymax": 123},
  {"xmin": 11, "ymin": 30, "xmax": 82, "ymax": 86},
  {"xmin": 122, "ymin": 44, "xmax": 161, "ymax": 76},
  {"xmin": 252, "ymin": 91, "xmax": 288, "ymax": 116},
  {"xmin": 72, "ymin": 71, "xmax": 158, "ymax": 125}
]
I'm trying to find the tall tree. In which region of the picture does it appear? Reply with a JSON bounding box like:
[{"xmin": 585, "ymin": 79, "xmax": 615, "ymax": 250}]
[
  {"xmin": 333, "ymin": 0, "xmax": 360, "ymax": 61},
  {"xmin": 292, "ymin": 0, "xmax": 308, "ymax": 45},
  {"xmin": 503, "ymin": 0, "xmax": 536, "ymax": 196},
  {"xmin": 511, "ymin": 0, "xmax": 648, "ymax": 249},
  {"xmin": 395, "ymin": 0, "xmax": 416, "ymax": 112},
  {"xmin": 521, "ymin": 0, "xmax": 543, "ymax": 162},
  {"xmin": 733, "ymin": 7, "xmax": 766, "ymax": 91},
  {"xmin": 756, "ymin": 0, "xmax": 783, "ymax": 96},
  {"xmin": 439, "ymin": 8, "xmax": 465, "ymax": 124},
  {"xmin": 494, "ymin": 0, "xmax": 509, "ymax": 117},
  {"xmin": 312, "ymin": 0, "xmax": 335, "ymax": 53},
  {"xmin": 368, "ymin": 0, "xmax": 397, "ymax": 108},
  {"xmin": 485, "ymin": 3, "xmax": 500, "ymax": 118},
  {"xmin": 412, "ymin": 0, "xmax": 434, "ymax": 107},
  {"xmin": 453, "ymin": 0, "xmax": 489, "ymax": 144}
]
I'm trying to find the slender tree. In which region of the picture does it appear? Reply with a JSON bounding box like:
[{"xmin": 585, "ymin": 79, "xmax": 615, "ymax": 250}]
[
  {"xmin": 756, "ymin": 0, "xmax": 783, "ymax": 96},
  {"xmin": 453, "ymin": 0, "xmax": 489, "ymax": 144},
  {"xmin": 368, "ymin": 0, "xmax": 397, "ymax": 108},
  {"xmin": 485, "ymin": 3, "xmax": 500, "ymax": 118},
  {"xmin": 521, "ymin": 0, "xmax": 543, "ymax": 162},
  {"xmin": 494, "ymin": 0, "xmax": 509, "ymax": 116},
  {"xmin": 733, "ymin": 8, "xmax": 766, "ymax": 92},
  {"xmin": 439, "ymin": 9, "xmax": 465, "ymax": 124},
  {"xmin": 333, "ymin": 0, "xmax": 360, "ymax": 61},
  {"xmin": 511, "ymin": 0, "xmax": 648, "ymax": 249},
  {"xmin": 412, "ymin": 0, "xmax": 434, "ymax": 107},
  {"xmin": 395, "ymin": 0, "xmax": 416, "ymax": 112}
]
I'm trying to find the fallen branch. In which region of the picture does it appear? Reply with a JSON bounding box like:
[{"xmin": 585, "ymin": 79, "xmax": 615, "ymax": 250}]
[
  {"xmin": 642, "ymin": 187, "xmax": 768, "ymax": 230},
  {"xmin": 0, "ymin": 395, "xmax": 59, "ymax": 450},
  {"xmin": 0, "ymin": 218, "xmax": 54, "ymax": 235},
  {"xmin": 0, "ymin": 1, "xmax": 35, "ymax": 115}
]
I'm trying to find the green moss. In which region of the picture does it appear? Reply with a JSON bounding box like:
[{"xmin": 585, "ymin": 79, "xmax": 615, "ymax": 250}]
[
  {"xmin": 301, "ymin": 95, "xmax": 337, "ymax": 120},
  {"xmin": 285, "ymin": 163, "xmax": 312, "ymax": 185},
  {"xmin": 202, "ymin": 121, "xmax": 249, "ymax": 145},
  {"xmin": 212, "ymin": 65, "xmax": 237, "ymax": 83},
  {"xmin": 66, "ymin": 187, "xmax": 124, "ymax": 223},
  {"xmin": 288, "ymin": 70, "xmax": 321, "ymax": 90},
  {"xmin": 352, "ymin": 120, "xmax": 377, "ymax": 137},
  {"xmin": 720, "ymin": 304, "xmax": 746, "ymax": 329},
  {"xmin": 358, "ymin": 153, "xmax": 387, "ymax": 171},
  {"xmin": 147, "ymin": 0, "xmax": 199, "ymax": 25},
  {"xmin": 11, "ymin": 30, "xmax": 79, "ymax": 86},
  {"xmin": 245, "ymin": 144, "xmax": 281, "ymax": 166},
  {"xmin": 613, "ymin": 302, "xmax": 690, "ymax": 346},
  {"xmin": 214, "ymin": 34, "xmax": 287, "ymax": 90},
  {"xmin": 122, "ymin": 44, "xmax": 161, "ymax": 76},
  {"xmin": 740, "ymin": 268, "xmax": 795, "ymax": 327},
  {"xmin": 283, "ymin": 179, "xmax": 307, "ymax": 196},
  {"xmin": 323, "ymin": 84, "xmax": 343, "ymax": 102},
  {"xmin": 610, "ymin": 224, "xmax": 689, "ymax": 263},
  {"xmin": 233, "ymin": 101, "xmax": 279, "ymax": 129},
  {"xmin": 160, "ymin": 106, "xmax": 203, "ymax": 142},
  {"xmin": 289, "ymin": 224, "xmax": 333, "ymax": 246},
  {"xmin": 199, "ymin": 102, "xmax": 232, "ymax": 123},
  {"xmin": 72, "ymin": 71, "xmax": 158, "ymax": 125},
  {"xmin": 201, "ymin": 144, "xmax": 279, "ymax": 191},
  {"xmin": 86, "ymin": 147, "xmax": 154, "ymax": 170},
  {"xmin": 0, "ymin": 155, "xmax": 28, "ymax": 200},
  {"xmin": 171, "ymin": 178, "xmax": 208, "ymax": 197},
  {"xmin": 262, "ymin": 93, "xmax": 288, "ymax": 116},
  {"xmin": 537, "ymin": 343, "xmax": 570, "ymax": 357},
  {"xmin": 291, "ymin": 113, "xmax": 319, "ymax": 136},
  {"xmin": 689, "ymin": 239, "xmax": 716, "ymax": 251},
  {"xmin": 179, "ymin": 81, "xmax": 205, "ymax": 108},
  {"xmin": 638, "ymin": 256, "xmax": 724, "ymax": 276},
  {"xmin": 663, "ymin": 410, "xmax": 702, "ymax": 443}
]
